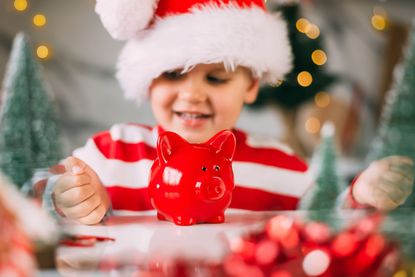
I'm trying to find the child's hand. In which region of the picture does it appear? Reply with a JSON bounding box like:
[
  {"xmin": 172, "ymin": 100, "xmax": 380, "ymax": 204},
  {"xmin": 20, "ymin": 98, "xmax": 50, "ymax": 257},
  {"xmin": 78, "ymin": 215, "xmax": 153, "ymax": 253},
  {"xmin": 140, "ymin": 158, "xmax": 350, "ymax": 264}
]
[
  {"xmin": 53, "ymin": 156, "xmax": 110, "ymax": 225},
  {"xmin": 352, "ymin": 156, "xmax": 414, "ymax": 211}
]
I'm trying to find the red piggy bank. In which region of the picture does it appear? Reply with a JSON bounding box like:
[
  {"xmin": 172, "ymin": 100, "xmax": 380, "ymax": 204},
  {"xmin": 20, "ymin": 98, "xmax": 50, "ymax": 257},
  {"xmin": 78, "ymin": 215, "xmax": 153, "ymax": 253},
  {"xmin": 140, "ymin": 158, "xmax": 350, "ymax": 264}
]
[{"xmin": 148, "ymin": 130, "xmax": 236, "ymax": 226}]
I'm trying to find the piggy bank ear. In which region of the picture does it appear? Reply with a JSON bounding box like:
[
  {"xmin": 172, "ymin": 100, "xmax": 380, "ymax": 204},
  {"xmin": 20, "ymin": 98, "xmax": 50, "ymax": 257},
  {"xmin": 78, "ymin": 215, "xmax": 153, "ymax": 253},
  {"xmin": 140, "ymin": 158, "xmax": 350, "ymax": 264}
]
[
  {"xmin": 157, "ymin": 131, "xmax": 188, "ymax": 164},
  {"xmin": 208, "ymin": 130, "xmax": 236, "ymax": 161}
]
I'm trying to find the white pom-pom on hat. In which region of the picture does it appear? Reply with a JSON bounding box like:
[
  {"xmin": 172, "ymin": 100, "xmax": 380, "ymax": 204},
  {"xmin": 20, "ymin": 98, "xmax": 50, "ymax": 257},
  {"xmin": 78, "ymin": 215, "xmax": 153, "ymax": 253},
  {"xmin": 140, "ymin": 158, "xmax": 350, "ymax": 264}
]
[{"xmin": 95, "ymin": 0, "xmax": 159, "ymax": 40}]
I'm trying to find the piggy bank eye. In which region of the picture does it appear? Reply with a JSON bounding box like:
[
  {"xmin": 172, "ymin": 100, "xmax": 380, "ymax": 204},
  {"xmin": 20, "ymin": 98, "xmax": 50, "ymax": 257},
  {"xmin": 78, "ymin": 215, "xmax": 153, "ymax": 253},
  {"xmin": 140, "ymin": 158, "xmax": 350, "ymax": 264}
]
[
  {"xmin": 214, "ymin": 165, "xmax": 220, "ymax": 171},
  {"xmin": 201, "ymin": 166, "xmax": 207, "ymax": 172}
]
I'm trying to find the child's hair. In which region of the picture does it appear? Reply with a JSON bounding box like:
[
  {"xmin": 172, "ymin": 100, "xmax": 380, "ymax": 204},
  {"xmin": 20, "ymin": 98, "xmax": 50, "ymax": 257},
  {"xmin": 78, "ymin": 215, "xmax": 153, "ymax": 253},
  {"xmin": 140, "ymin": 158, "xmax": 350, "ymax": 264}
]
[{"xmin": 95, "ymin": 0, "xmax": 293, "ymax": 104}]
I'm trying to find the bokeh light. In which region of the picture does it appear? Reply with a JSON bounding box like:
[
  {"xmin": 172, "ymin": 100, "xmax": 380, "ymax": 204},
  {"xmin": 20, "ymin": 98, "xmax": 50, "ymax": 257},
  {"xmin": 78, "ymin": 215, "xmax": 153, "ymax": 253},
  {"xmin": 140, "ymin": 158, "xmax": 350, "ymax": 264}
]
[
  {"xmin": 314, "ymin": 92, "xmax": 331, "ymax": 108},
  {"xmin": 371, "ymin": 14, "xmax": 387, "ymax": 31},
  {"xmin": 312, "ymin": 49, "xmax": 327, "ymax": 66},
  {"xmin": 305, "ymin": 117, "xmax": 321, "ymax": 134},
  {"xmin": 297, "ymin": 71, "xmax": 313, "ymax": 87},
  {"xmin": 14, "ymin": 0, "xmax": 28, "ymax": 11},
  {"xmin": 36, "ymin": 45, "xmax": 49, "ymax": 59},
  {"xmin": 33, "ymin": 14, "xmax": 46, "ymax": 27},
  {"xmin": 302, "ymin": 249, "xmax": 331, "ymax": 276},
  {"xmin": 296, "ymin": 18, "xmax": 310, "ymax": 33},
  {"xmin": 306, "ymin": 24, "xmax": 320, "ymax": 39}
]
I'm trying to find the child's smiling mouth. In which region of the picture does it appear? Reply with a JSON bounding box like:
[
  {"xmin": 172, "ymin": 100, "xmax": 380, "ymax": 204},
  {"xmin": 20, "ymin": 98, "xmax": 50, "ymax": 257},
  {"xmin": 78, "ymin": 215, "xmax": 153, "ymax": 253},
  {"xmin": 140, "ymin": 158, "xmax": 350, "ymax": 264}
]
[{"xmin": 173, "ymin": 111, "xmax": 213, "ymax": 127}]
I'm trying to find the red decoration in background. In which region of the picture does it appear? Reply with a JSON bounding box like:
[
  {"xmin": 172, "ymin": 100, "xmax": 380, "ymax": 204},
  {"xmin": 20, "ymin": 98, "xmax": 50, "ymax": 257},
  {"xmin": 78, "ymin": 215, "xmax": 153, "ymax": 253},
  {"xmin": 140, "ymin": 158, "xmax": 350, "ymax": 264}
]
[
  {"xmin": 224, "ymin": 213, "xmax": 399, "ymax": 277},
  {"xmin": 148, "ymin": 130, "xmax": 236, "ymax": 226},
  {"xmin": 96, "ymin": 214, "xmax": 401, "ymax": 276},
  {"xmin": 0, "ymin": 195, "xmax": 35, "ymax": 276}
]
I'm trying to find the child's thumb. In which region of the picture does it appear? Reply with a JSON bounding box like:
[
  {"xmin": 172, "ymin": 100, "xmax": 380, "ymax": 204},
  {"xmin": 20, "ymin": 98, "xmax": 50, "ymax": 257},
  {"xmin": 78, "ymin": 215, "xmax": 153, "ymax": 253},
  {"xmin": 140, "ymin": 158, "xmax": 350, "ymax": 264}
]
[{"xmin": 63, "ymin": 156, "xmax": 87, "ymax": 175}]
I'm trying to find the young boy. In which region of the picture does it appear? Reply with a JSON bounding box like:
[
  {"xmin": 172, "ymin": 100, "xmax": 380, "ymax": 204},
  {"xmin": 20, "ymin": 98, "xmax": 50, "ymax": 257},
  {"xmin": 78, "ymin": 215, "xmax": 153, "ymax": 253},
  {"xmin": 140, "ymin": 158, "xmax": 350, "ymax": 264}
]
[{"xmin": 47, "ymin": 0, "xmax": 414, "ymax": 224}]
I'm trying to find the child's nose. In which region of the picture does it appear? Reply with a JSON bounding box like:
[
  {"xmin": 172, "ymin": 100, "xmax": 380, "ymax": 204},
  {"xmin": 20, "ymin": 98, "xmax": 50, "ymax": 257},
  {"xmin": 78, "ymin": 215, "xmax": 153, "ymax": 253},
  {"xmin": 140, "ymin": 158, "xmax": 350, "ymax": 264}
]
[{"xmin": 178, "ymin": 80, "xmax": 208, "ymax": 103}]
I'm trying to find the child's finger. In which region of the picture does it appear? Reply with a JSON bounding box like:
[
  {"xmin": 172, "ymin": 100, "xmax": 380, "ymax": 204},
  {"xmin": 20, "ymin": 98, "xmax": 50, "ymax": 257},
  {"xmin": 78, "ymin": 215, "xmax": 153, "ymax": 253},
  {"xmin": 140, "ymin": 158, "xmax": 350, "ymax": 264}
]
[
  {"xmin": 377, "ymin": 179, "xmax": 409, "ymax": 205},
  {"xmin": 63, "ymin": 156, "xmax": 87, "ymax": 175},
  {"xmin": 54, "ymin": 174, "xmax": 91, "ymax": 195},
  {"xmin": 58, "ymin": 184, "xmax": 96, "ymax": 208},
  {"xmin": 381, "ymin": 170, "xmax": 413, "ymax": 187},
  {"xmin": 78, "ymin": 203, "xmax": 108, "ymax": 225},
  {"xmin": 383, "ymin": 156, "xmax": 414, "ymax": 167},
  {"xmin": 62, "ymin": 193, "xmax": 101, "ymax": 219},
  {"xmin": 389, "ymin": 163, "xmax": 414, "ymax": 180}
]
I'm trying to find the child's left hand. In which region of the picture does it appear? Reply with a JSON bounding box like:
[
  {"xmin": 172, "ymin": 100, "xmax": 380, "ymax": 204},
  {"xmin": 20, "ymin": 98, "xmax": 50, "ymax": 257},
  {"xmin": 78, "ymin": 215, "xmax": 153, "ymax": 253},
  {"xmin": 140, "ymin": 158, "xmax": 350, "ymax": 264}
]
[{"xmin": 352, "ymin": 156, "xmax": 414, "ymax": 211}]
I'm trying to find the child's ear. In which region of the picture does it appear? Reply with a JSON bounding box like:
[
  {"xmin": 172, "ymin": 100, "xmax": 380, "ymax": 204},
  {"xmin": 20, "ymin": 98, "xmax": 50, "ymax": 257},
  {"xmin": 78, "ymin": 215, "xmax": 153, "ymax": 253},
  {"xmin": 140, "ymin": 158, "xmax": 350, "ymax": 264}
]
[
  {"xmin": 157, "ymin": 131, "xmax": 188, "ymax": 164},
  {"xmin": 243, "ymin": 78, "xmax": 260, "ymax": 104}
]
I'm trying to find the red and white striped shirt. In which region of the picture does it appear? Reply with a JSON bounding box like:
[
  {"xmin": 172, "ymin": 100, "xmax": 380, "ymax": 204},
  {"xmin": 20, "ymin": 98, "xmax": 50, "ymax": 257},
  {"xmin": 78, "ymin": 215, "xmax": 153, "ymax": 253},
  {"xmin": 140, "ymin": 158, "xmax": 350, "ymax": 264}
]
[{"xmin": 73, "ymin": 123, "xmax": 312, "ymax": 212}]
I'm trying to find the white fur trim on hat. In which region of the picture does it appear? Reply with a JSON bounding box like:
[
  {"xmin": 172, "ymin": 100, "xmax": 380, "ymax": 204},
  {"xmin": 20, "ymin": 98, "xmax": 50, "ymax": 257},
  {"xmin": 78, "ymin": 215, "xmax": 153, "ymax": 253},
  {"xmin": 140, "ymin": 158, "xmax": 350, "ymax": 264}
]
[
  {"xmin": 116, "ymin": 4, "xmax": 293, "ymax": 104},
  {"xmin": 95, "ymin": 0, "xmax": 159, "ymax": 40}
]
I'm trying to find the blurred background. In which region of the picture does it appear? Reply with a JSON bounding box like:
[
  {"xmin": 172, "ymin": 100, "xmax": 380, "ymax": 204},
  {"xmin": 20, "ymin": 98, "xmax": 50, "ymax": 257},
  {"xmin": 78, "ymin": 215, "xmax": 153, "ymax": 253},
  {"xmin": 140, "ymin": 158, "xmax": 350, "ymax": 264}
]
[{"xmin": 1, "ymin": 0, "xmax": 415, "ymax": 180}]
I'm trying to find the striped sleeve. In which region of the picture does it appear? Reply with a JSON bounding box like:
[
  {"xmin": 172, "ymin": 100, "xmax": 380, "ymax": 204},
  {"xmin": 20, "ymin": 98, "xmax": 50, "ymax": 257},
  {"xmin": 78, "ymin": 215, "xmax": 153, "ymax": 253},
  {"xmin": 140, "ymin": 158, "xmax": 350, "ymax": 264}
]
[
  {"xmin": 72, "ymin": 125, "xmax": 312, "ymax": 212},
  {"xmin": 73, "ymin": 123, "xmax": 158, "ymax": 211},
  {"xmin": 230, "ymin": 130, "xmax": 312, "ymax": 210}
]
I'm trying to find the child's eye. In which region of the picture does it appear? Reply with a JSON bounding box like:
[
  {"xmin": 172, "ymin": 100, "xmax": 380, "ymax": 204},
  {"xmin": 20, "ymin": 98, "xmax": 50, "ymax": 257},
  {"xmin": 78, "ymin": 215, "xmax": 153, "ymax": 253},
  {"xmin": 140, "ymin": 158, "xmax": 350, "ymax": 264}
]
[
  {"xmin": 206, "ymin": 75, "xmax": 228, "ymax": 84},
  {"xmin": 163, "ymin": 70, "xmax": 184, "ymax": 80}
]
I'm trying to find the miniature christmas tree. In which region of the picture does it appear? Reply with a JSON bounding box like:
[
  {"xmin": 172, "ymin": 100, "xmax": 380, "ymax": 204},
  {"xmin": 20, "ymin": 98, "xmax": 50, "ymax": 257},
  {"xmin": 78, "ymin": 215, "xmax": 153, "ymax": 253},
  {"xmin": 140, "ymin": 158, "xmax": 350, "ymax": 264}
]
[
  {"xmin": 299, "ymin": 122, "xmax": 344, "ymax": 223},
  {"xmin": 366, "ymin": 21, "xmax": 415, "ymax": 207},
  {"xmin": 0, "ymin": 33, "xmax": 62, "ymax": 188}
]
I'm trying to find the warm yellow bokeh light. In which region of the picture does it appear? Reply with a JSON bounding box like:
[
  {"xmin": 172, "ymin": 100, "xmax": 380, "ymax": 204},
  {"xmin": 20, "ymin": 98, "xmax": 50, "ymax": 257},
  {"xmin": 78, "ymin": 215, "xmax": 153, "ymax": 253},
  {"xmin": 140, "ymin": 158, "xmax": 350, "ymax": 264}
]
[
  {"xmin": 14, "ymin": 0, "xmax": 28, "ymax": 11},
  {"xmin": 36, "ymin": 45, "xmax": 49, "ymax": 59},
  {"xmin": 371, "ymin": 15, "xmax": 387, "ymax": 31},
  {"xmin": 33, "ymin": 14, "xmax": 46, "ymax": 27},
  {"xmin": 392, "ymin": 270, "xmax": 407, "ymax": 277},
  {"xmin": 306, "ymin": 24, "xmax": 320, "ymax": 39},
  {"xmin": 297, "ymin": 71, "xmax": 313, "ymax": 87},
  {"xmin": 314, "ymin": 92, "xmax": 331, "ymax": 108},
  {"xmin": 296, "ymin": 18, "xmax": 310, "ymax": 33},
  {"xmin": 311, "ymin": 49, "xmax": 327, "ymax": 66},
  {"xmin": 305, "ymin": 117, "xmax": 321, "ymax": 134}
]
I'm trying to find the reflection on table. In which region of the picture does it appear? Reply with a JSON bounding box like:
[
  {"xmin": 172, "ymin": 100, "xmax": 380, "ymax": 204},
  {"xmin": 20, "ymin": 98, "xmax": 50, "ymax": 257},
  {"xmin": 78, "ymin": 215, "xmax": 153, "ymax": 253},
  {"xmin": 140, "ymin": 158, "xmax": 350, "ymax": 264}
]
[{"xmin": 55, "ymin": 209, "xmax": 415, "ymax": 276}]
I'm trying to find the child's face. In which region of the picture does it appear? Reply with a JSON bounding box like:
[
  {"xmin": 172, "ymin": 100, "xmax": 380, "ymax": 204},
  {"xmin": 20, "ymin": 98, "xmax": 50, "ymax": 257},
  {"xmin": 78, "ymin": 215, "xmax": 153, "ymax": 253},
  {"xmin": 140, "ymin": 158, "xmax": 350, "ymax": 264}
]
[{"xmin": 149, "ymin": 63, "xmax": 259, "ymax": 143}]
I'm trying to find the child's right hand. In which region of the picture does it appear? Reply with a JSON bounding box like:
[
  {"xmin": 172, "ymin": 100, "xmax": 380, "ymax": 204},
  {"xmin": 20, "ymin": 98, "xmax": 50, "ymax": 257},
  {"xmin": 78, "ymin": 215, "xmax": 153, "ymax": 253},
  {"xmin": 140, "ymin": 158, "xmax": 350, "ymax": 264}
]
[{"xmin": 53, "ymin": 156, "xmax": 110, "ymax": 225}]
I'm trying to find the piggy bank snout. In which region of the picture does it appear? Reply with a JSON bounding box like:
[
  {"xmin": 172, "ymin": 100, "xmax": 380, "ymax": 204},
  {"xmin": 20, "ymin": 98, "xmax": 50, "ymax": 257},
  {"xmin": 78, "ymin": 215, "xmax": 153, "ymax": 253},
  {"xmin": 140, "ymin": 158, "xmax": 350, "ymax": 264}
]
[{"xmin": 197, "ymin": 177, "xmax": 226, "ymax": 201}]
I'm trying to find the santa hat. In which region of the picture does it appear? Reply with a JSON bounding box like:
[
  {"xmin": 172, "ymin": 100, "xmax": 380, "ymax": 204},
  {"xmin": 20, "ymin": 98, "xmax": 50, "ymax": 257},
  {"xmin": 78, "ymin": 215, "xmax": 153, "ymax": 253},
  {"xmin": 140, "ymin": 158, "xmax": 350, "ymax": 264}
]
[{"xmin": 95, "ymin": 0, "xmax": 293, "ymax": 104}]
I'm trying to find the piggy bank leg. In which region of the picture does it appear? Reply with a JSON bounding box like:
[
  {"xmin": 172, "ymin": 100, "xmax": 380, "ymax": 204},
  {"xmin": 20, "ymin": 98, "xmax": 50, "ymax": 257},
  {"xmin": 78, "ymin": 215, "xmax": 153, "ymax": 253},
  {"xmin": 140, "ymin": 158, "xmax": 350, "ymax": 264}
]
[
  {"xmin": 157, "ymin": 213, "xmax": 167, "ymax": 221},
  {"xmin": 206, "ymin": 213, "xmax": 225, "ymax": 224},
  {"xmin": 173, "ymin": 216, "xmax": 196, "ymax": 226}
]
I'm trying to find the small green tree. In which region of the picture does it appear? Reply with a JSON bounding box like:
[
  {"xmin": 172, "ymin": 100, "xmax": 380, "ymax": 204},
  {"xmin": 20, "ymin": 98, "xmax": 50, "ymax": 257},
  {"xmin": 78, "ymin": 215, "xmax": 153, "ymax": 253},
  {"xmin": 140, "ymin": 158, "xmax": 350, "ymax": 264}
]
[
  {"xmin": 0, "ymin": 33, "xmax": 62, "ymax": 188},
  {"xmin": 366, "ymin": 21, "xmax": 415, "ymax": 207},
  {"xmin": 299, "ymin": 122, "xmax": 344, "ymax": 223}
]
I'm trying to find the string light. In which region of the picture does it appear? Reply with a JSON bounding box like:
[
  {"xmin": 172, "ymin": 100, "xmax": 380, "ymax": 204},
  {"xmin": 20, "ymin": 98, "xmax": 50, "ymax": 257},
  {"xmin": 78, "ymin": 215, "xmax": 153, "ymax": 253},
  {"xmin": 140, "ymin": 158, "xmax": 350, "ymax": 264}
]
[
  {"xmin": 311, "ymin": 49, "xmax": 327, "ymax": 66},
  {"xmin": 14, "ymin": 0, "xmax": 28, "ymax": 11},
  {"xmin": 314, "ymin": 92, "xmax": 330, "ymax": 108},
  {"xmin": 36, "ymin": 45, "xmax": 50, "ymax": 59},
  {"xmin": 33, "ymin": 14, "xmax": 46, "ymax": 27},
  {"xmin": 371, "ymin": 14, "xmax": 387, "ymax": 31},
  {"xmin": 306, "ymin": 24, "xmax": 320, "ymax": 39},
  {"xmin": 297, "ymin": 71, "xmax": 313, "ymax": 87},
  {"xmin": 305, "ymin": 117, "xmax": 321, "ymax": 134},
  {"xmin": 296, "ymin": 18, "xmax": 310, "ymax": 33}
]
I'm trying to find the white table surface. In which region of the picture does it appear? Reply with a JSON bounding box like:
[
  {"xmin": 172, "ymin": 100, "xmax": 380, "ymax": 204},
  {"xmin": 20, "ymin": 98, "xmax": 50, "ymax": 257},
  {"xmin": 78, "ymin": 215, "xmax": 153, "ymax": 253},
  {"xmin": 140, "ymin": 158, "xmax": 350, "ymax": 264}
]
[{"xmin": 56, "ymin": 209, "xmax": 294, "ymax": 275}]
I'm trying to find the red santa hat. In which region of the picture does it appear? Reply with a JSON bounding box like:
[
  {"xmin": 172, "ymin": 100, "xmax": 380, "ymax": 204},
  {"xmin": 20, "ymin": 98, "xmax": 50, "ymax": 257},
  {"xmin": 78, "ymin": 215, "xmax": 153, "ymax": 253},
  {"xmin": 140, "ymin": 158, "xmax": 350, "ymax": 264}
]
[{"xmin": 95, "ymin": 0, "xmax": 293, "ymax": 104}]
